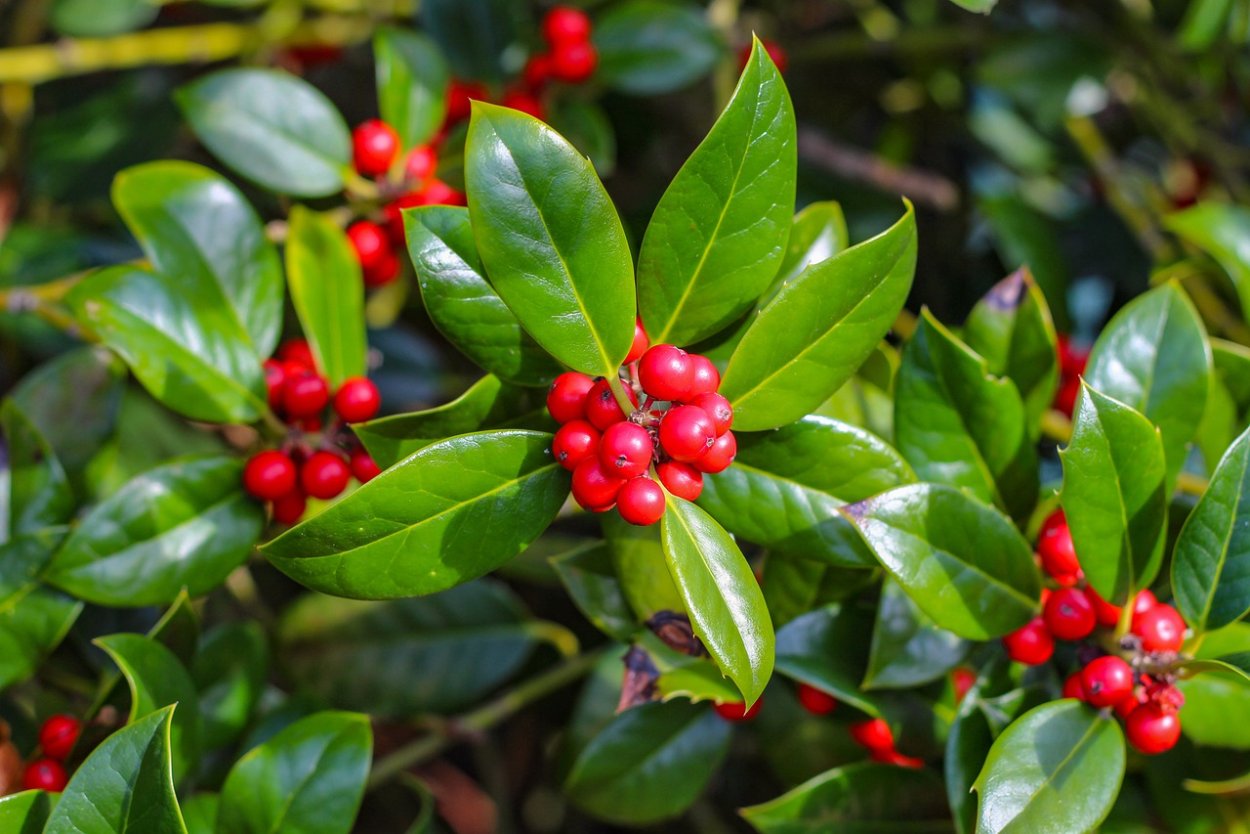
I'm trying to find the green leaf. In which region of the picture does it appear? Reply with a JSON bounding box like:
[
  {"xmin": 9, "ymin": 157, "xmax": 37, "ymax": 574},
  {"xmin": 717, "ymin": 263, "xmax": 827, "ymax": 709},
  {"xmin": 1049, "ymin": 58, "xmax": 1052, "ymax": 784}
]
[
  {"xmin": 977, "ymin": 193, "xmax": 1069, "ymax": 330},
  {"xmin": 660, "ymin": 496, "xmax": 774, "ymax": 704},
  {"xmin": 603, "ymin": 512, "xmax": 687, "ymax": 620},
  {"xmin": 47, "ymin": 456, "xmax": 264, "ymax": 606},
  {"xmin": 420, "ymin": 0, "xmax": 520, "ymax": 83},
  {"xmin": 772, "ymin": 201, "xmax": 850, "ymax": 297},
  {"xmin": 374, "ymin": 26, "xmax": 449, "ymax": 148},
  {"xmin": 973, "ymin": 701, "xmax": 1125, "ymax": 834},
  {"xmin": 864, "ymin": 578, "xmax": 969, "ymax": 690},
  {"xmin": 112, "ymin": 161, "xmax": 284, "ymax": 358},
  {"xmin": 1183, "ymin": 652, "xmax": 1250, "ymax": 684},
  {"xmin": 637, "ymin": 38, "xmax": 796, "ymax": 346},
  {"xmin": 67, "ymin": 266, "xmax": 268, "ymax": 423},
  {"xmin": 0, "ymin": 791, "xmax": 54, "ymax": 832},
  {"xmin": 50, "ymin": 0, "xmax": 156, "ymax": 36},
  {"xmin": 1165, "ymin": 204, "xmax": 1250, "ymax": 322},
  {"xmin": 761, "ymin": 555, "xmax": 877, "ymax": 628},
  {"xmin": 465, "ymin": 103, "xmax": 634, "ymax": 377},
  {"xmin": 218, "ymin": 711, "xmax": 371, "ymax": 834},
  {"xmin": 45, "ymin": 706, "xmax": 187, "ymax": 834},
  {"xmin": 1084, "ymin": 282, "xmax": 1212, "ymax": 481},
  {"xmin": 947, "ymin": 682, "xmax": 996, "ymax": 834},
  {"xmin": 551, "ymin": 543, "xmax": 637, "ymax": 641},
  {"xmin": 741, "ymin": 763, "xmax": 950, "ymax": 833},
  {"xmin": 895, "ymin": 309, "xmax": 1039, "ymax": 520},
  {"xmin": 192, "ymin": 623, "xmax": 268, "ymax": 750},
  {"xmin": 593, "ymin": 0, "xmax": 722, "ymax": 95},
  {"xmin": 262, "ymin": 430, "xmax": 568, "ymax": 599},
  {"xmin": 176, "ymin": 69, "xmax": 351, "ymax": 198},
  {"xmin": 182, "ymin": 794, "xmax": 219, "ymax": 834},
  {"xmin": 2, "ymin": 401, "xmax": 74, "ymax": 536},
  {"xmin": 721, "ymin": 202, "xmax": 917, "ymax": 430},
  {"xmin": 963, "ymin": 268, "xmax": 1060, "ymax": 434},
  {"xmin": 285, "ymin": 207, "xmax": 368, "ymax": 387},
  {"xmin": 564, "ymin": 701, "xmax": 731, "ymax": 825},
  {"xmin": 548, "ymin": 101, "xmax": 617, "ymax": 176},
  {"xmin": 698, "ymin": 415, "xmax": 913, "ymax": 567},
  {"xmin": 404, "ymin": 206, "xmax": 561, "ymax": 386},
  {"xmin": 842, "ymin": 484, "xmax": 1041, "ymax": 639},
  {"xmin": 773, "ymin": 605, "xmax": 879, "ymax": 715},
  {"xmin": 277, "ymin": 580, "xmax": 539, "ymax": 715},
  {"xmin": 96, "ymin": 634, "xmax": 202, "ymax": 784},
  {"xmin": 1177, "ymin": 623, "xmax": 1250, "ymax": 749},
  {"xmin": 0, "ymin": 531, "xmax": 82, "ymax": 690},
  {"xmin": 948, "ymin": 0, "xmax": 997, "ymax": 12}
]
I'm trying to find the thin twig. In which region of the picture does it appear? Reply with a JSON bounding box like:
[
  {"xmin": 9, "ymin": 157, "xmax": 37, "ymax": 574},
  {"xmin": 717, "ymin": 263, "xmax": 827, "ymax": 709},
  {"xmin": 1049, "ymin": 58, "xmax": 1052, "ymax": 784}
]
[{"xmin": 798, "ymin": 127, "xmax": 960, "ymax": 211}]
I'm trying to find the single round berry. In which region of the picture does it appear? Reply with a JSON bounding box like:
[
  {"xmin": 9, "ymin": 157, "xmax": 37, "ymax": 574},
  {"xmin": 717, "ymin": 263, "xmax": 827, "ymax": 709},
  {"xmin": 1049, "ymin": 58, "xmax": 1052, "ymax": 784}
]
[
  {"xmin": 1080, "ymin": 656, "xmax": 1135, "ymax": 708},
  {"xmin": 690, "ymin": 392, "xmax": 733, "ymax": 436},
  {"xmin": 22, "ymin": 758, "xmax": 67, "ymax": 792},
  {"xmin": 1062, "ymin": 672, "xmax": 1087, "ymax": 701},
  {"xmin": 263, "ymin": 359, "xmax": 286, "ymax": 409},
  {"xmin": 39, "ymin": 715, "xmax": 80, "ymax": 761},
  {"xmin": 362, "ymin": 248, "xmax": 400, "ymax": 288},
  {"xmin": 599, "ymin": 422, "xmax": 653, "ymax": 479},
  {"xmin": 552, "ymin": 420, "xmax": 600, "ymax": 472},
  {"xmin": 543, "ymin": 5, "xmax": 592, "ymax": 45},
  {"xmin": 951, "ymin": 667, "xmax": 977, "ymax": 703},
  {"xmin": 445, "ymin": 79, "xmax": 487, "ymax": 124},
  {"xmin": 522, "ymin": 53, "xmax": 553, "ymax": 88},
  {"xmin": 638, "ymin": 345, "xmax": 694, "ymax": 402},
  {"xmin": 1133, "ymin": 589, "xmax": 1158, "ymax": 615},
  {"xmin": 1133, "ymin": 603, "xmax": 1186, "ymax": 653},
  {"xmin": 1114, "ymin": 690, "xmax": 1143, "ymax": 719},
  {"xmin": 571, "ymin": 458, "xmax": 626, "ymax": 510},
  {"xmin": 547, "ymin": 372, "xmax": 595, "ymax": 424},
  {"xmin": 1038, "ymin": 510, "xmax": 1081, "ymax": 579},
  {"xmin": 1087, "ymin": 587, "xmax": 1123, "ymax": 628},
  {"xmin": 617, "ymin": 477, "xmax": 666, "ymax": 526},
  {"xmin": 301, "ymin": 451, "xmax": 351, "ymax": 500},
  {"xmin": 625, "ymin": 318, "xmax": 650, "ymax": 364},
  {"xmin": 659, "ymin": 405, "xmax": 716, "ymax": 462},
  {"xmin": 656, "ymin": 461, "xmax": 703, "ymax": 501},
  {"xmin": 271, "ymin": 488, "xmax": 306, "ymax": 525},
  {"xmin": 346, "ymin": 221, "xmax": 391, "ymax": 272},
  {"xmin": 585, "ymin": 379, "xmax": 637, "ymax": 431},
  {"xmin": 352, "ymin": 119, "xmax": 400, "ymax": 176},
  {"xmin": 405, "ymin": 144, "xmax": 438, "ymax": 185},
  {"xmin": 349, "ymin": 450, "xmax": 381, "ymax": 484},
  {"xmin": 687, "ymin": 355, "xmax": 720, "ymax": 398},
  {"xmin": 796, "ymin": 683, "xmax": 837, "ymax": 716},
  {"xmin": 694, "ymin": 430, "xmax": 736, "ymax": 474},
  {"xmin": 278, "ymin": 338, "xmax": 315, "ymax": 369},
  {"xmin": 334, "ymin": 377, "xmax": 381, "ymax": 423},
  {"xmin": 282, "ymin": 371, "xmax": 330, "ymax": 419},
  {"xmin": 1043, "ymin": 587, "xmax": 1097, "ymax": 641},
  {"xmin": 713, "ymin": 699, "xmax": 762, "ymax": 722},
  {"xmin": 1125, "ymin": 703, "xmax": 1181, "ymax": 755},
  {"xmin": 849, "ymin": 718, "xmax": 894, "ymax": 751},
  {"xmin": 501, "ymin": 88, "xmax": 545, "ymax": 120},
  {"xmin": 1002, "ymin": 618, "xmax": 1054, "ymax": 666},
  {"xmin": 243, "ymin": 451, "xmax": 297, "ymax": 501}
]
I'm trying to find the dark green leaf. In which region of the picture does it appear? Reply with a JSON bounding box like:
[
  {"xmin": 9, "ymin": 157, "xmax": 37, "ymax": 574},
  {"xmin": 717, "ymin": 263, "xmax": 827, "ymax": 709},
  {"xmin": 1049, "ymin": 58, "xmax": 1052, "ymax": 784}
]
[
  {"xmin": 593, "ymin": 0, "xmax": 722, "ymax": 95},
  {"xmin": 192, "ymin": 623, "xmax": 269, "ymax": 750},
  {"xmin": 977, "ymin": 194, "xmax": 1069, "ymax": 330},
  {"xmin": 176, "ymin": 69, "xmax": 351, "ymax": 198},
  {"xmin": 774, "ymin": 605, "xmax": 879, "ymax": 715},
  {"xmin": 374, "ymin": 26, "xmax": 449, "ymax": 149},
  {"xmin": 182, "ymin": 794, "xmax": 219, "ymax": 834},
  {"xmin": 3, "ymin": 401, "xmax": 74, "ymax": 536},
  {"xmin": 842, "ymin": 484, "xmax": 1041, "ymax": 639},
  {"xmin": 0, "ymin": 531, "xmax": 82, "ymax": 690},
  {"xmin": 421, "ymin": 0, "xmax": 520, "ymax": 83},
  {"xmin": 637, "ymin": 38, "xmax": 796, "ymax": 346},
  {"xmin": 1165, "ymin": 204, "xmax": 1250, "ymax": 322},
  {"xmin": 864, "ymin": 578, "xmax": 969, "ymax": 690},
  {"xmin": 760, "ymin": 554, "xmax": 877, "ymax": 628},
  {"xmin": 1183, "ymin": 652, "xmax": 1250, "ymax": 684},
  {"xmin": 0, "ymin": 791, "xmax": 53, "ymax": 832},
  {"xmin": 50, "ymin": 0, "xmax": 156, "ymax": 36},
  {"xmin": 947, "ymin": 682, "xmax": 996, "ymax": 834},
  {"xmin": 548, "ymin": 101, "xmax": 617, "ymax": 176},
  {"xmin": 262, "ymin": 430, "xmax": 568, "ymax": 599},
  {"xmin": 551, "ymin": 543, "xmax": 637, "ymax": 641},
  {"xmin": 1176, "ymin": 623, "xmax": 1250, "ymax": 750}
]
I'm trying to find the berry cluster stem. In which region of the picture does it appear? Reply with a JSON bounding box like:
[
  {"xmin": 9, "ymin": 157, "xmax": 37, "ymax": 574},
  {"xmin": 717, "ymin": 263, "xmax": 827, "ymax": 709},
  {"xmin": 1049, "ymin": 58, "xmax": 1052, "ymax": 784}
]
[{"xmin": 606, "ymin": 374, "xmax": 637, "ymax": 416}]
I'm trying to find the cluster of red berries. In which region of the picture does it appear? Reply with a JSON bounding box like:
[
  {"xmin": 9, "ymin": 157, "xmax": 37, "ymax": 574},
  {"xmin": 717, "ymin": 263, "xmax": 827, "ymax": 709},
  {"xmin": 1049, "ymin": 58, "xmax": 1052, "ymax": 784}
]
[
  {"xmin": 21, "ymin": 714, "xmax": 80, "ymax": 792},
  {"xmin": 547, "ymin": 321, "xmax": 736, "ymax": 526},
  {"xmin": 1053, "ymin": 335, "xmax": 1089, "ymax": 417},
  {"xmin": 522, "ymin": 6, "xmax": 598, "ymax": 90},
  {"xmin": 242, "ymin": 339, "xmax": 382, "ymax": 523},
  {"xmin": 1002, "ymin": 509, "xmax": 1187, "ymax": 755}
]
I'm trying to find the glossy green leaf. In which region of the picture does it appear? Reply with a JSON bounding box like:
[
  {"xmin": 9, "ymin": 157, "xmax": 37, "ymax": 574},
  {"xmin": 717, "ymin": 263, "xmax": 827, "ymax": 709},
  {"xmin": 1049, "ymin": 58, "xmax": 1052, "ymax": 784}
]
[
  {"xmin": 637, "ymin": 38, "xmax": 796, "ymax": 346},
  {"xmin": 963, "ymin": 268, "xmax": 1060, "ymax": 434},
  {"xmin": 3, "ymin": 401, "xmax": 74, "ymax": 536},
  {"xmin": 741, "ymin": 763, "xmax": 950, "ymax": 833},
  {"xmin": 1060, "ymin": 384, "xmax": 1167, "ymax": 606},
  {"xmin": 374, "ymin": 26, "xmax": 449, "ymax": 148},
  {"xmin": 0, "ymin": 791, "xmax": 53, "ymax": 832},
  {"xmin": 564, "ymin": 701, "xmax": 731, "ymax": 825},
  {"xmin": 551, "ymin": 543, "xmax": 636, "ymax": 641},
  {"xmin": 603, "ymin": 512, "xmax": 687, "ymax": 620},
  {"xmin": 176, "ymin": 69, "xmax": 351, "ymax": 198},
  {"xmin": 113, "ymin": 161, "xmax": 283, "ymax": 358},
  {"xmin": 842, "ymin": 484, "xmax": 1041, "ymax": 639},
  {"xmin": 593, "ymin": 0, "xmax": 722, "ymax": 95},
  {"xmin": 653, "ymin": 657, "xmax": 742, "ymax": 705},
  {"xmin": 947, "ymin": 680, "xmax": 996, "ymax": 834},
  {"xmin": 1084, "ymin": 282, "xmax": 1212, "ymax": 481},
  {"xmin": 278, "ymin": 580, "xmax": 538, "ymax": 715},
  {"xmin": 698, "ymin": 415, "xmax": 913, "ymax": 567},
  {"xmin": 864, "ymin": 578, "xmax": 968, "ymax": 690},
  {"xmin": 1165, "ymin": 204, "xmax": 1250, "ymax": 321},
  {"xmin": 404, "ymin": 206, "xmax": 561, "ymax": 386},
  {"xmin": 465, "ymin": 103, "xmax": 634, "ymax": 377},
  {"xmin": 192, "ymin": 623, "xmax": 268, "ymax": 749},
  {"xmin": 67, "ymin": 266, "xmax": 268, "ymax": 423},
  {"xmin": 1183, "ymin": 652, "xmax": 1250, "ymax": 683},
  {"xmin": 661, "ymin": 495, "xmax": 774, "ymax": 704},
  {"xmin": 47, "ymin": 456, "xmax": 263, "ymax": 606},
  {"xmin": 771, "ymin": 201, "xmax": 850, "ymax": 297},
  {"xmin": 760, "ymin": 554, "xmax": 877, "ymax": 628},
  {"xmin": 973, "ymin": 700, "xmax": 1125, "ymax": 834},
  {"xmin": 45, "ymin": 706, "xmax": 186, "ymax": 834},
  {"xmin": 721, "ymin": 202, "xmax": 916, "ymax": 430},
  {"xmin": 1175, "ymin": 425, "xmax": 1250, "ymax": 632},
  {"xmin": 895, "ymin": 309, "xmax": 1038, "ymax": 520},
  {"xmin": 1178, "ymin": 623, "xmax": 1250, "ymax": 749},
  {"xmin": 263, "ymin": 430, "xmax": 568, "ymax": 599},
  {"xmin": 218, "ymin": 711, "xmax": 371, "ymax": 834},
  {"xmin": 0, "ymin": 531, "xmax": 82, "ymax": 690},
  {"xmin": 285, "ymin": 206, "xmax": 367, "ymax": 387},
  {"xmin": 774, "ymin": 605, "xmax": 879, "ymax": 715}
]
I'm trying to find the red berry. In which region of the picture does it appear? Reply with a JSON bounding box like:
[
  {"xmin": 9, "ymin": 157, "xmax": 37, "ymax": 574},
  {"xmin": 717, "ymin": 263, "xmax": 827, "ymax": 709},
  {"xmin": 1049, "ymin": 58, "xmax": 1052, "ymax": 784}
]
[
  {"xmin": 1002, "ymin": 618, "xmax": 1054, "ymax": 666},
  {"xmin": 625, "ymin": 318, "xmax": 650, "ymax": 364},
  {"xmin": 282, "ymin": 370, "xmax": 330, "ymax": 419},
  {"xmin": 952, "ymin": 667, "xmax": 977, "ymax": 703},
  {"xmin": 300, "ymin": 451, "xmax": 351, "ymax": 500},
  {"xmin": 272, "ymin": 488, "xmax": 306, "ymax": 524},
  {"xmin": 263, "ymin": 359, "xmax": 286, "ymax": 409},
  {"xmin": 1043, "ymin": 587, "xmax": 1097, "ymax": 641},
  {"xmin": 1080, "ymin": 656, "xmax": 1135, "ymax": 707},
  {"xmin": 638, "ymin": 345, "xmax": 694, "ymax": 402},
  {"xmin": 445, "ymin": 79, "xmax": 487, "ymax": 125},
  {"xmin": 346, "ymin": 221, "xmax": 390, "ymax": 271},
  {"xmin": 690, "ymin": 392, "xmax": 733, "ymax": 436},
  {"xmin": 547, "ymin": 372, "xmax": 595, "ymax": 424},
  {"xmin": 349, "ymin": 450, "xmax": 381, "ymax": 483},
  {"xmin": 243, "ymin": 451, "xmax": 297, "ymax": 501},
  {"xmin": 585, "ymin": 379, "xmax": 637, "ymax": 431},
  {"xmin": 659, "ymin": 405, "xmax": 716, "ymax": 463},
  {"xmin": 405, "ymin": 144, "xmax": 438, "ymax": 185},
  {"xmin": 523, "ymin": 53, "xmax": 553, "ymax": 89},
  {"xmin": 1087, "ymin": 587, "xmax": 1123, "ymax": 628},
  {"xmin": 362, "ymin": 247, "xmax": 400, "ymax": 288},
  {"xmin": 552, "ymin": 420, "xmax": 601, "ymax": 471},
  {"xmin": 333, "ymin": 377, "xmax": 381, "ymax": 423},
  {"xmin": 1054, "ymin": 377, "xmax": 1080, "ymax": 417},
  {"xmin": 617, "ymin": 477, "xmax": 666, "ymax": 526},
  {"xmin": 22, "ymin": 758, "xmax": 67, "ymax": 792},
  {"xmin": 278, "ymin": 338, "xmax": 315, "ymax": 369},
  {"xmin": 871, "ymin": 749, "xmax": 924, "ymax": 769},
  {"xmin": 1133, "ymin": 603, "xmax": 1186, "ymax": 653},
  {"xmin": 543, "ymin": 5, "xmax": 592, "ymax": 45},
  {"xmin": 656, "ymin": 461, "xmax": 703, "ymax": 501},
  {"xmin": 739, "ymin": 39, "xmax": 788, "ymax": 73},
  {"xmin": 694, "ymin": 430, "xmax": 736, "ymax": 474},
  {"xmin": 352, "ymin": 119, "xmax": 400, "ymax": 177},
  {"xmin": 1125, "ymin": 703, "xmax": 1181, "ymax": 755},
  {"xmin": 599, "ymin": 422, "xmax": 653, "ymax": 479},
  {"xmin": 687, "ymin": 355, "xmax": 720, "ymax": 398},
  {"xmin": 1134, "ymin": 589, "xmax": 1158, "ymax": 615},
  {"xmin": 1058, "ymin": 335, "xmax": 1090, "ymax": 377},
  {"xmin": 423, "ymin": 179, "xmax": 466, "ymax": 207},
  {"xmin": 849, "ymin": 718, "xmax": 894, "ymax": 751},
  {"xmin": 1114, "ymin": 689, "xmax": 1143, "ymax": 720},
  {"xmin": 502, "ymin": 88, "xmax": 546, "ymax": 120},
  {"xmin": 1037, "ymin": 510, "xmax": 1081, "ymax": 579},
  {"xmin": 571, "ymin": 458, "xmax": 626, "ymax": 510},
  {"xmin": 796, "ymin": 683, "xmax": 837, "ymax": 716},
  {"xmin": 713, "ymin": 699, "xmax": 762, "ymax": 722},
  {"xmin": 1062, "ymin": 672, "xmax": 1087, "ymax": 701},
  {"xmin": 39, "ymin": 715, "xmax": 80, "ymax": 761}
]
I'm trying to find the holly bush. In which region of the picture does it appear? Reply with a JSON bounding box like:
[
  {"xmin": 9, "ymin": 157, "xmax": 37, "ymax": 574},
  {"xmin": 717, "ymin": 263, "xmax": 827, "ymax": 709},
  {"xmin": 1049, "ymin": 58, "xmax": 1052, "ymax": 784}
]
[{"xmin": 3, "ymin": 0, "xmax": 1250, "ymax": 831}]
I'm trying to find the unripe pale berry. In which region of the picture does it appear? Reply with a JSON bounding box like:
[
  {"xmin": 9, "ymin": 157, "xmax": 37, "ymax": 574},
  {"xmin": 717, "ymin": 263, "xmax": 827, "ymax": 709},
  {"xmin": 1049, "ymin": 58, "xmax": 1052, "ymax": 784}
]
[
  {"xmin": 552, "ymin": 420, "xmax": 600, "ymax": 471},
  {"xmin": 301, "ymin": 451, "xmax": 351, "ymax": 500},
  {"xmin": 849, "ymin": 718, "xmax": 893, "ymax": 751},
  {"xmin": 22, "ymin": 758, "xmax": 67, "ymax": 792},
  {"xmin": 714, "ymin": 699, "xmax": 762, "ymax": 722},
  {"xmin": 547, "ymin": 372, "xmax": 595, "ymax": 424},
  {"xmin": 659, "ymin": 405, "xmax": 716, "ymax": 462},
  {"xmin": 243, "ymin": 451, "xmax": 297, "ymax": 501},
  {"xmin": 334, "ymin": 377, "xmax": 381, "ymax": 423},
  {"xmin": 796, "ymin": 683, "xmax": 837, "ymax": 716},
  {"xmin": 638, "ymin": 345, "xmax": 694, "ymax": 402},
  {"xmin": 272, "ymin": 488, "xmax": 306, "ymax": 524},
  {"xmin": 349, "ymin": 450, "xmax": 381, "ymax": 483},
  {"xmin": 39, "ymin": 714, "xmax": 80, "ymax": 761},
  {"xmin": 1125, "ymin": 702, "xmax": 1181, "ymax": 755},
  {"xmin": 585, "ymin": 378, "xmax": 637, "ymax": 431},
  {"xmin": 695, "ymin": 430, "xmax": 736, "ymax": 474},
  {"xmin": 599, "ymin": 422, "xmax": 653, "ymax": 479},
  {"xmin": 687, "ymin": 355, "xmax": 720, "ymax": 398},
  {"xmin": 1043, "ymin": 587, "xmax": 1096, "ymax": 641},
  {"xmin": 625, "ymin": 318, "xmax": 650, "ymax": 364},
  {"xmin": 1002, "ymin": 618, "xmax": 1053, "ymax": 666},
  {"xmin": 282, "ymin": 371, "xmax": 330, "ymax": 418},
  {"xmin": 1133, "ymin": 604, "xmax": 1186, "ymax": 653},
  {"xmin": 690, "ymin": 392, "xmax": 733, "ymax": 436},
  {"xmin": 352, "ymin": 119, "xmax": 400, "ymax": 176},
  {"xmin": 543, "ymin": 5, "xmax": 592, "ymax": 45},
  {"xmin": 1080, "ymin": 655, "xmax": 1134, "ymax": 707},
  {"xmin": 571, "ymin": 458, "xmax": 626, "ymax": 510},
  {"xmin": 657, "ymin": 461, "xmax": 703, "ymax": 501},
  {"xmin": 617, "ymin": 477, "xmax": 666, "ymax": 526}
]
